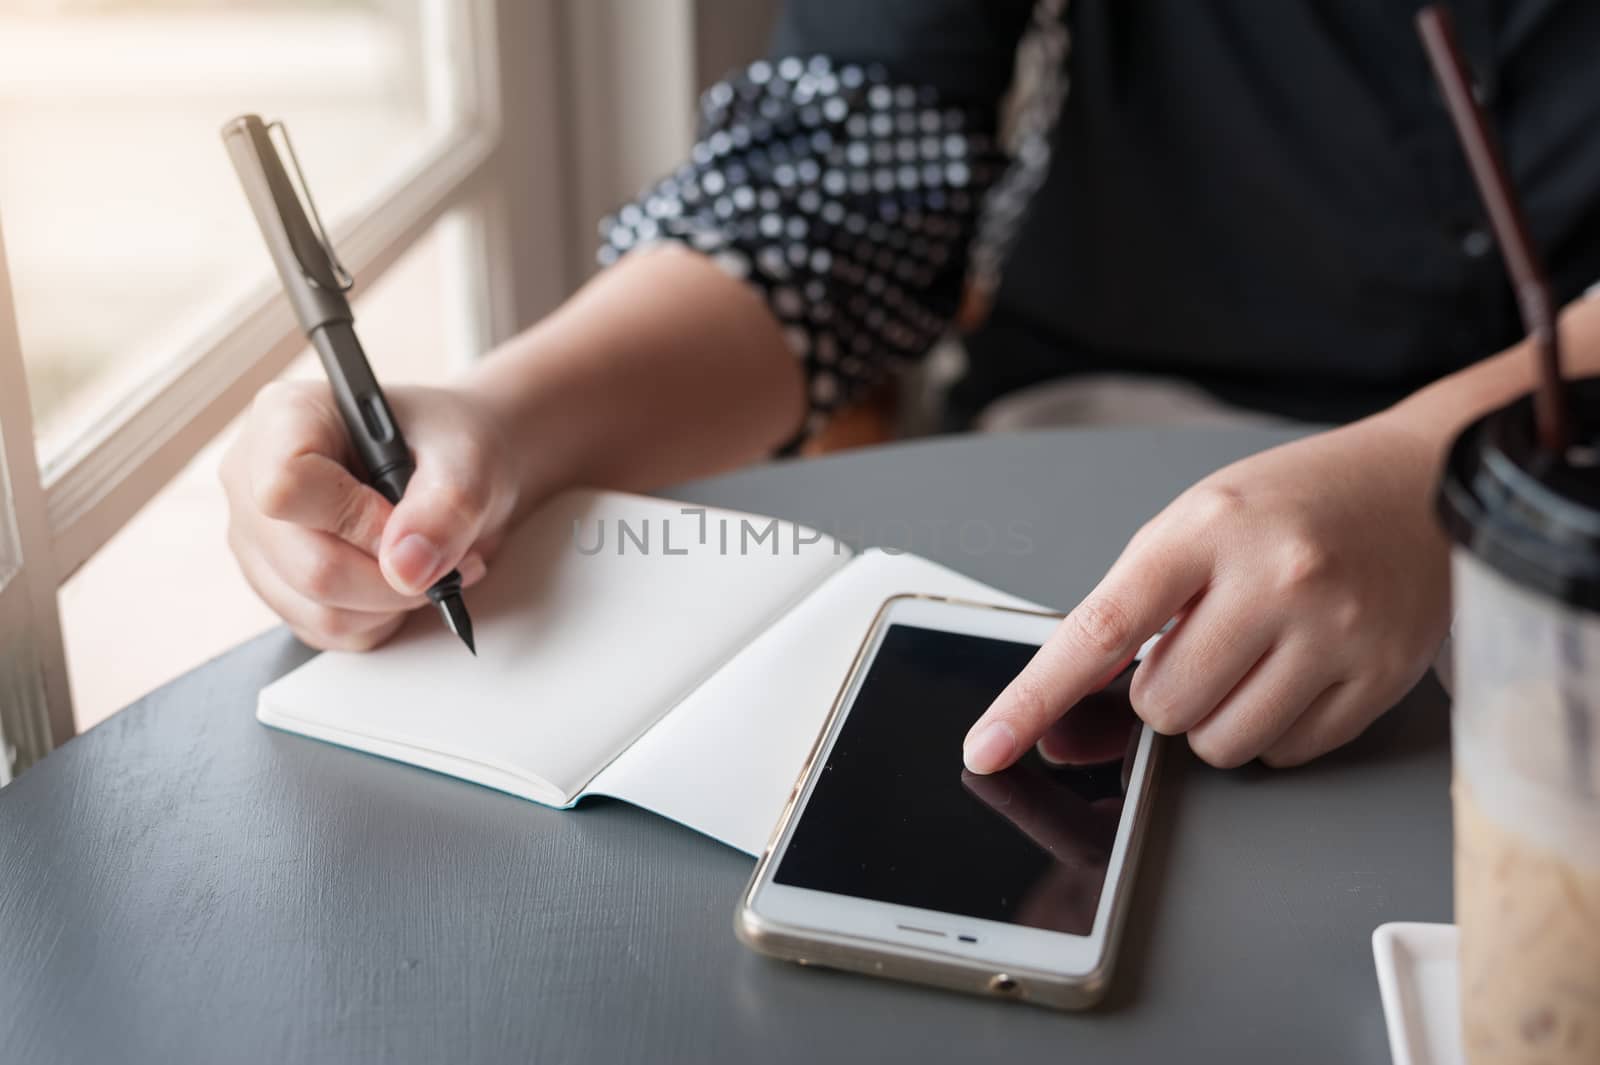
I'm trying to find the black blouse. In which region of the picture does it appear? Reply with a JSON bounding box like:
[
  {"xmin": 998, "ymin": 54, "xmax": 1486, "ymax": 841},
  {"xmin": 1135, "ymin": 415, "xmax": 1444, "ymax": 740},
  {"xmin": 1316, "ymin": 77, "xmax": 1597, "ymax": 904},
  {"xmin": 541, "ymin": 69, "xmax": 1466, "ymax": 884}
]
[{"xmin": 601, "ymin": 0, "xmax": 1600, "ymax": 436}]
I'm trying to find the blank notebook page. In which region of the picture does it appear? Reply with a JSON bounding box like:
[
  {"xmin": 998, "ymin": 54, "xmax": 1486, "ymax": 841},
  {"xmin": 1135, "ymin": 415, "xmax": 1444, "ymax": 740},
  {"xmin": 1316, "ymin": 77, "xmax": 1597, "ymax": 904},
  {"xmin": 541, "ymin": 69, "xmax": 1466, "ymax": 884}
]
[
  {"xmin": 588, "ymin": 550, "xmax": 1049, "ymax": 854},
  {"xmin": 257, "ymin": 490, "xmax": 847, "ymax": 805}
]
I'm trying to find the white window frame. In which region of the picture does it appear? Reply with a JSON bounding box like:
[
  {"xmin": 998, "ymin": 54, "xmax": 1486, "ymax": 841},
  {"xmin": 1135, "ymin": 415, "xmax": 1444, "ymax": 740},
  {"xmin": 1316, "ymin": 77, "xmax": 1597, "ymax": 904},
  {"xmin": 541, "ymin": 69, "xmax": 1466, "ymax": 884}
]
[
  {"xmin": 0, "ymin": 0, "xmax": 573, "ymax": 772},
  {"xmin": 0, "ymin": 216, "xmax": 71, "ymax": 779}
]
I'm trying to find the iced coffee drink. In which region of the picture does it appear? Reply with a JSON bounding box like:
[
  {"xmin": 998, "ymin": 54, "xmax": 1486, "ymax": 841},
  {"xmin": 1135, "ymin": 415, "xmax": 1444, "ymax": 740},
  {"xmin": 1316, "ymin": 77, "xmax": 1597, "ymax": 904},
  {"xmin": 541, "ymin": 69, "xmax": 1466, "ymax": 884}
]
[
  {"xmin": 1437, "ymin": 381, "xmax": 1600, "ymax": 1065},
  {"xmin": 1454, "ymin": 776, "xmax": 1600, "ymax": 1063}
]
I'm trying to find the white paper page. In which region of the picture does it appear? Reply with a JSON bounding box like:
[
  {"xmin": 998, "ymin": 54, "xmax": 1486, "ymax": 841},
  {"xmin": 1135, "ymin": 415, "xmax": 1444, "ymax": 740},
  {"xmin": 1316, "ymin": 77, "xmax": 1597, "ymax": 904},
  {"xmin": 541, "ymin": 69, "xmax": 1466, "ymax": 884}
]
[
  {"xmin": 258, "ymin": 489, "xmax": 849, "ymax": 804},
  {"xmin": 586, "ymin": 550, "xmax": 1050, "ymax": 854}
]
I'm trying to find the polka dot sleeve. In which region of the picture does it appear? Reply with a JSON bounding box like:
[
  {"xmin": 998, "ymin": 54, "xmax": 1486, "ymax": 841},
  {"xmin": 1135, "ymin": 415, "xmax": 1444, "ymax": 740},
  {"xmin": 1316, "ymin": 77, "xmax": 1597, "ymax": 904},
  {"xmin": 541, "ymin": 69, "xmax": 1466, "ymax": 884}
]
[{"xmin": 597, "ymin": 55, "xmax": 1007, "ymax": 443}]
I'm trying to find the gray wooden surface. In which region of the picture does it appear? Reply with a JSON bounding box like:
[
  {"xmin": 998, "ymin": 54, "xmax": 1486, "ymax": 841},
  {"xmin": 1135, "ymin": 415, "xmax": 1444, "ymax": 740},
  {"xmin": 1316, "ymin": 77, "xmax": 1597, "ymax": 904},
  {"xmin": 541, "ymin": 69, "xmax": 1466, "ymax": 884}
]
[{"xmin": 0, "ymin": 427, "xmax": 1451, "ymax": 1064}]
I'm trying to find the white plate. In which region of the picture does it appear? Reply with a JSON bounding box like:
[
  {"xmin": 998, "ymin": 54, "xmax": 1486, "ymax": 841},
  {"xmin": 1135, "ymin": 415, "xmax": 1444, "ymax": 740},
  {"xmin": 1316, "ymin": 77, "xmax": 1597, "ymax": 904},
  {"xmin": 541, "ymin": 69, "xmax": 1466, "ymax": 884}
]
[{"xmin": 1372, "ymin": 922, "xmax": 1463, "ymax": 1065}]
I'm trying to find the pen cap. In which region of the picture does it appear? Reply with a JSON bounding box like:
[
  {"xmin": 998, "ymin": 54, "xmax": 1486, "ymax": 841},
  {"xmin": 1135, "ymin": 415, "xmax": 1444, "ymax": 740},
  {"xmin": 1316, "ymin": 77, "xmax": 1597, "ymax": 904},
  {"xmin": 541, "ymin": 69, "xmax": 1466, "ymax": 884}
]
[{"xmin": 221, "ymin": 114, "xmax": 353, "ymax": 332}]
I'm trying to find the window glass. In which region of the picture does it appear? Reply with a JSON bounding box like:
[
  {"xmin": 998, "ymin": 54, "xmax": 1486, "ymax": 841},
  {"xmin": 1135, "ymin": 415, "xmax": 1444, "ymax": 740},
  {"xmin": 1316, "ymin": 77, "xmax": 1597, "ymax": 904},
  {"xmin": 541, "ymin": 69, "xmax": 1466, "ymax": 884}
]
[{"xmin": 0, "ymin": 0, "xmax": 440, "ymax": 458}]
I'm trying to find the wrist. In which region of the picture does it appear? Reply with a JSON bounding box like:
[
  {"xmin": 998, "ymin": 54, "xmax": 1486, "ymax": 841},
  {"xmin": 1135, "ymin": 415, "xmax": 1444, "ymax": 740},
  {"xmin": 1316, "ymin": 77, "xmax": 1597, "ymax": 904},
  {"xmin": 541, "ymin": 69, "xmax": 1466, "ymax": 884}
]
[
  {"xmin": 458, "ymin": 335, "xmax": 592, "ymax": 521},
  {"xmin": 1386, "ymin": 290, "xmax": 1600, "ymax": 461},
  {"xmin": 1354, "ymin": 405, "xmax": 1449, "ymax": 503},
  {"xmin": 1355, "ymin": 407, "xmax": 1455, "ymax": 628}
]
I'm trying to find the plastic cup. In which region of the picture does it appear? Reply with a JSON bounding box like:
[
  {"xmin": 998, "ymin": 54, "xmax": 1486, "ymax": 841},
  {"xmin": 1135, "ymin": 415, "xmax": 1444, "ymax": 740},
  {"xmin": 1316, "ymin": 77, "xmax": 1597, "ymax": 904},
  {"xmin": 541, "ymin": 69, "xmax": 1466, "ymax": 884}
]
[{"xmin": 1437, "ymin": 377, "xmax": 1600, "ymax": 1064}]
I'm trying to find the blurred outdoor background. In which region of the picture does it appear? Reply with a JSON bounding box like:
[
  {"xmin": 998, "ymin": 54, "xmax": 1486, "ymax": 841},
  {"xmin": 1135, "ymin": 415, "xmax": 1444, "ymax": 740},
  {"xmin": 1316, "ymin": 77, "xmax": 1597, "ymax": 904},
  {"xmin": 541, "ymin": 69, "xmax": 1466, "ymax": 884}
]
[{"xmin": 4, "ymin": 0, "xmax": 437, "ymax": 447}]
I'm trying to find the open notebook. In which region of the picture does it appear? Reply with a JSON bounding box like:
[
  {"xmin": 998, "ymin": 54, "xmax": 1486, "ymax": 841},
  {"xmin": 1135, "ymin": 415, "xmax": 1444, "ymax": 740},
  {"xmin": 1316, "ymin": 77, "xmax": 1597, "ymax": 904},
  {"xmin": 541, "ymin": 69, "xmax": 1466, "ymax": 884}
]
[{"xmin": 258, "ymin": 489, "xmax": 1046, "ymax": 855}]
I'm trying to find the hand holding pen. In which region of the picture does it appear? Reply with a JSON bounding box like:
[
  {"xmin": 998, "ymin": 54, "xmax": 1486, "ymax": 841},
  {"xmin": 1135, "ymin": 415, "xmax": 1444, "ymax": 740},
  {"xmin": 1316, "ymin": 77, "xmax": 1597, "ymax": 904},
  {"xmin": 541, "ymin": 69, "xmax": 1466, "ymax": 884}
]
[{"xmin": 220, "ymin": 115, "xmax": 505, "ymax": 653}]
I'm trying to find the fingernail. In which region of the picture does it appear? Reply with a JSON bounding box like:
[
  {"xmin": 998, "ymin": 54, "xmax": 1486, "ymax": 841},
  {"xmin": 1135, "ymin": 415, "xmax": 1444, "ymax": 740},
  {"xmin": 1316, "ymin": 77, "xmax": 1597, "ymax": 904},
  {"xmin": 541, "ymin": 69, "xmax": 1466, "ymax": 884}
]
[
  {"xmin": 386, "ymin": 533, "xmax": 442, "ymax": 594},
  {"xmin": 1036, "ymin": 737, "xmax": 1068, "ymax": 766},
  {"xmin": 963, "ymin": 722, "xmax": 1017, "ymax": 775},
  {"xmin": 459, "ymin": 552, "xmax": 488, "ymax": 587}
]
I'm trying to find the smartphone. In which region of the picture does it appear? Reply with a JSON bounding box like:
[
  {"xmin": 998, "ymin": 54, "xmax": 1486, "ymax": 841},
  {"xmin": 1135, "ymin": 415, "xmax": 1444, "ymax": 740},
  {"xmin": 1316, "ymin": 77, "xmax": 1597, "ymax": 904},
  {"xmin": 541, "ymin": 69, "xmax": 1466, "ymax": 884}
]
[{"xmin": 736, "ymin": 594, "xmax": 1159, "ymax": 1010}]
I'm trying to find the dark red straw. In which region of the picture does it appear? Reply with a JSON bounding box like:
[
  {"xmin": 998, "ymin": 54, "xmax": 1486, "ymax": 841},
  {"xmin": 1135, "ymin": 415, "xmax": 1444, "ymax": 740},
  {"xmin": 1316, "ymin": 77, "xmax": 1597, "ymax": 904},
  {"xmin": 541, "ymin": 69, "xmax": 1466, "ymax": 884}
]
[{"xmin": 1416, "ymin": 5, "xmax": 1572, "ymax": 453}]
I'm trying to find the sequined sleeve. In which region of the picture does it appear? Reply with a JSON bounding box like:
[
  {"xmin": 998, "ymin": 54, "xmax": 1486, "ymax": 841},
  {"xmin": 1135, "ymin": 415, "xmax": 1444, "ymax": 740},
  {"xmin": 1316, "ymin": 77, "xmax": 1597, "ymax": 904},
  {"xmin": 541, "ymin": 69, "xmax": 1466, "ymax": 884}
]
[{"xmin": 598, "ymin": 55, "xmax": 1007, "ymax": 441}]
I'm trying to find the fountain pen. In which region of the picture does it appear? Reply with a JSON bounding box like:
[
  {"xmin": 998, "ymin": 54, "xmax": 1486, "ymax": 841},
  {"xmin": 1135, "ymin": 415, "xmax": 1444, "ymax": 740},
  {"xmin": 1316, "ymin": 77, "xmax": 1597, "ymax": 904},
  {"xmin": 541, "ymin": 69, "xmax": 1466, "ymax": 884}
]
[{"xmin": 221, "ymin": 114, "xmax": 475, "ymax": 654}]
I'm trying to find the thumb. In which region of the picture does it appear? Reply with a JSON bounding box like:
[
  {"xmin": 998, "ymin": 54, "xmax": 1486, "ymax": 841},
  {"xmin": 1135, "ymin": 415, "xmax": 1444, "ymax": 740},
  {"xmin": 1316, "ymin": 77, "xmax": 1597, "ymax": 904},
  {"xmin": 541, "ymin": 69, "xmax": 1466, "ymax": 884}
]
[{"xmin": 377, "ymin": 468, "xmax": 491, "ymax": 596}]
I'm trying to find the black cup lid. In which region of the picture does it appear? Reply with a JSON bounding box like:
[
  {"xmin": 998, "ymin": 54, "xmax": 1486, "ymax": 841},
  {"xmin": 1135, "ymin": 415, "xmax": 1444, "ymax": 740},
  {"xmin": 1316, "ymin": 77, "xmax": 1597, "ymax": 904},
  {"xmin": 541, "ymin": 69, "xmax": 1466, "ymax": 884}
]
[{"xmin": 1437, "ymin": 376, "xmax": 1600, "ymax": 612}]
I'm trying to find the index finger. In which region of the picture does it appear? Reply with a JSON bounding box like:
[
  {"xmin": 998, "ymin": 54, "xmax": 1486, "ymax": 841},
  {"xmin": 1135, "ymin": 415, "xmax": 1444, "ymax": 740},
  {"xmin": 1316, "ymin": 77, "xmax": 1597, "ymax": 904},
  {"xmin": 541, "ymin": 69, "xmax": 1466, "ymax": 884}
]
[
  {"xmin": 963, "ymin": 527, "xmax": 1211, "ymax": 774},
  {"xmin": 245, "ymin": 385, "xmax": 393, "ymax": 557}
]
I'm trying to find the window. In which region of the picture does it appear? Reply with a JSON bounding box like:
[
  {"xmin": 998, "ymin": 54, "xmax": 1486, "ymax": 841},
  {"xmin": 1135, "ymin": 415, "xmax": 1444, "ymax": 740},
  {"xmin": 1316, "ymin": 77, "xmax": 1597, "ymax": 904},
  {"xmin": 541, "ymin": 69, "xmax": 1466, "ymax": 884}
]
[
  {"xmin": 6, "ymin": 0, "xmax": 438, "ymax": 455},
  {"xmin": 59, "ymin": 219, "xmax": 467, "ymax": 730},
  {"xmin": 0, "ymin": 0, "xmax": 571, "ymax": 774},
  {"xmin": 0, "ymin": 0, "xmax": 733, "ymax": 777}
]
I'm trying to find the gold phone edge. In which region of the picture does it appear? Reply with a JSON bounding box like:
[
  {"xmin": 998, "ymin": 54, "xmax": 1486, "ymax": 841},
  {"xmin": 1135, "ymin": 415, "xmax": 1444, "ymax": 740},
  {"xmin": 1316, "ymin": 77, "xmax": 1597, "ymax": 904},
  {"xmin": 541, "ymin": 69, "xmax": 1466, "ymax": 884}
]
[{"xmin": 734, "ymin": 593, "xmax": 1163, "ymax": 1012}]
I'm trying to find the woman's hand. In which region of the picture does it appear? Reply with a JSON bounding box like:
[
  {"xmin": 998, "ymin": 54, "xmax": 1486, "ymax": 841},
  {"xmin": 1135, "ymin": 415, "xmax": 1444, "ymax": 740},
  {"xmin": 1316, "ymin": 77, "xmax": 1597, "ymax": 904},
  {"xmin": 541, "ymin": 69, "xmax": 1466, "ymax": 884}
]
[
  {"xmin": 218, "ymin": 245, "xmax": 808, "ymax": 653},
  {"xmin": 220, "ymin": 381, "xmax": 523, "ymax": 651},
  {"xmin": 964, "ymin": 412, "xmax": 1453, "ymax": 772}
]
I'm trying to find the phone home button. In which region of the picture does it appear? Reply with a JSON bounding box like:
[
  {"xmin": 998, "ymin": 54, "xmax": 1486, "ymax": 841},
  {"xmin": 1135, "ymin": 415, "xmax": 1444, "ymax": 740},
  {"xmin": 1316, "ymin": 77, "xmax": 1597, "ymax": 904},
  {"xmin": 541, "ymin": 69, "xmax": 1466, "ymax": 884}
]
[{"xmin": 988, "ymin": 973, "xmax": 1019, "ymax": 995}]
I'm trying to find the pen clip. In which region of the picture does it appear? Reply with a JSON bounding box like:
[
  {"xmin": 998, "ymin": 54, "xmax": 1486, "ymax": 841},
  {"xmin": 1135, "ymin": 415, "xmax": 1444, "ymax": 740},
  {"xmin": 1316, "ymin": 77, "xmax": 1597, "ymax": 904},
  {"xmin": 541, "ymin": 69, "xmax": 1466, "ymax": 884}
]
[{"xmin": 266, "ymin": 120, "xmax": 354, "ymax": 293}]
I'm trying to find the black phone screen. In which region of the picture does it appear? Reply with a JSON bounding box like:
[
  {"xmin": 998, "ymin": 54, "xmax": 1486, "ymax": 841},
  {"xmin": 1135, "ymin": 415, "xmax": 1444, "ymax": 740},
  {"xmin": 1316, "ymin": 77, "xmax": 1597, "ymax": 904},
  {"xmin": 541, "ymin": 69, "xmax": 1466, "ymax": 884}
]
[{"xmin": 772, "ymin": 623, "xmax": 1143, "ymax": 936}]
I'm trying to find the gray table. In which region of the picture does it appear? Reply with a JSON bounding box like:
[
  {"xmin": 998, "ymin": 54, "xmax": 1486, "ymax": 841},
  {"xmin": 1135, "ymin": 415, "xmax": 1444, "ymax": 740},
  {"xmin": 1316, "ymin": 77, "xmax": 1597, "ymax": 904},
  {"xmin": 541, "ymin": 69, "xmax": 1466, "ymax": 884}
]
[{"xmin": 0, "ymin": 427, "xmax": 1451, "ymax": 1064}]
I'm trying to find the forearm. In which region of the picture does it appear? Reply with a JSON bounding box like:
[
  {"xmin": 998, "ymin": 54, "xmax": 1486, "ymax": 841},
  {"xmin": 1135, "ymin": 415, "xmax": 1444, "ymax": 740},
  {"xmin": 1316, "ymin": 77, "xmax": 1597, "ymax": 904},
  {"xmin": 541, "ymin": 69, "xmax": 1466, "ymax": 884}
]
[
  {"xmin": 1389, "ymin": 291, "xmax": 1600, "ymax": 460},
  {"xmin": 455, "ymin": 49, "xmax": 1011, "ymax": 518},
  {"xmin": 461, "ymin": 244, "xmax": 804, "ymax": 514}
]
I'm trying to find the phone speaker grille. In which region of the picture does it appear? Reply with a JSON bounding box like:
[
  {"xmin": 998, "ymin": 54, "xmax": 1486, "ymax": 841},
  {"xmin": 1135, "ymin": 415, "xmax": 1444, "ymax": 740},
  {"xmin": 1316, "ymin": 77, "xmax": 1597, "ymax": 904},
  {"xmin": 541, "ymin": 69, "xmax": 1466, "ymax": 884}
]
[{"xmin": 896, "ymin": 924, "xmax": 947, "ymax": 938}]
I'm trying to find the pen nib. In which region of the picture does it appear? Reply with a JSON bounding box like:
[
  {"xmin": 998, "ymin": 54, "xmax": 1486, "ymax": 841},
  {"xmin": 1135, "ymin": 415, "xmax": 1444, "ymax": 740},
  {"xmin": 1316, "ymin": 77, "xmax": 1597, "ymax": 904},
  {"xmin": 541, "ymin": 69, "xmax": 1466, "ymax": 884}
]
[{"xmin": 434, "ymin": 593, "xmax": 476, "ymax": 655}]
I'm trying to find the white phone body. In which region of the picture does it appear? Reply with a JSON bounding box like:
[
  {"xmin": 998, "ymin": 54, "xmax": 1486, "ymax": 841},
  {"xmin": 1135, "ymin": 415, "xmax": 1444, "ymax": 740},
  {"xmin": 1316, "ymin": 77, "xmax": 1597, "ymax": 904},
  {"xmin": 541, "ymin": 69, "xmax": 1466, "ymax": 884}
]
[{"xmin": 737, "ymin": 595, "xmax": 1160, "ymax": 1010}]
